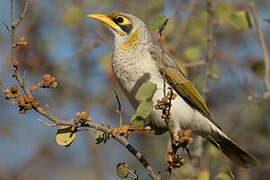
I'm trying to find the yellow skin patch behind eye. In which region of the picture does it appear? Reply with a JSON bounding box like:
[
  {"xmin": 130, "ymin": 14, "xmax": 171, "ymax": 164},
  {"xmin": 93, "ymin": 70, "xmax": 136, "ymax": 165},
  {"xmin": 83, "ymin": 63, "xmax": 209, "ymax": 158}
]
[
  {"xmin": 115, "ymin": 15, "xmax": 131, "ymax": 25},
  {"xmin": 119, "ymin": 31, "xmax": 138, "ymax": 50}
]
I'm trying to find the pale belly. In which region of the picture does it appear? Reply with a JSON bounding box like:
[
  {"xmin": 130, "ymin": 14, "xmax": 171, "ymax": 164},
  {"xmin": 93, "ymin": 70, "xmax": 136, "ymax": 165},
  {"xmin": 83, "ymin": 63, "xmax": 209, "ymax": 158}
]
[
  {"xmin": 114, "ymin": 66, "xmax": 214, "ymax": 136},
  {"xmin": 112, "ymin": 49, "xmax": 215, "ymax": 136}
]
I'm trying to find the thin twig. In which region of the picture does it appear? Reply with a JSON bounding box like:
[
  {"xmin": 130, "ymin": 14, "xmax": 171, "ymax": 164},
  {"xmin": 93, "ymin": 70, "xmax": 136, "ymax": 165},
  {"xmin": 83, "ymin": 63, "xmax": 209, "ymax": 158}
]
[
  {"xmin": 36, "ymin": 114, "xmax": 161, "ymax": 180},
  {"xmin": 114, "ymin": 90, "xmax": 123, "ymax": 127},
  {"xmin": 37, "ymin": 119, "xmax": 57, "ymax": 127},
  {"xmin": 0, "ymin": 80, "xmax": 7, "ymax": 89},
  {"xmin": 12, "ymin": 0, "xmax": 29, "ymax": 29},
  {"xmin": 250, "ymin": 1, "xmax": 270, "ymax": 98},
  {"xmin": 202, "ymin": 0, "xmax": 216, "ymax": 97},
  {"xmin": 1, "ymin": 21, "xmax": 10, "ymax": 32}
]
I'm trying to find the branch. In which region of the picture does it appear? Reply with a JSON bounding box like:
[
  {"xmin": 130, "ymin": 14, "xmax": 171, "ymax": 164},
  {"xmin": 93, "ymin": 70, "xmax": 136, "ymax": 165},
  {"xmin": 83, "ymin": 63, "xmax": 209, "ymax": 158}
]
[
  {"xmin": 11, "ymin": 0, "xmax": 29, "ymax": 29},
  {"xmin": 202, "ymin": 0, "xmax": 216, "ymax": 97},
  {"xmin": 249, "ymin": 1, "xmax": 270, "ymax": 99},
  {"xmin": 36, "ymin": 115, "xmax": 161, "ymax": 180}
]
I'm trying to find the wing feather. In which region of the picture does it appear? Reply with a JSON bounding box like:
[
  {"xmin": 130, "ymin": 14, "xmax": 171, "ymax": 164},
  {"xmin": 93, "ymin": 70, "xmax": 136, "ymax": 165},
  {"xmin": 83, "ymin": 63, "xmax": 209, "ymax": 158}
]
[{"xmin": 149, "ymin": 44, "xmax": 221, "ymax": 129}]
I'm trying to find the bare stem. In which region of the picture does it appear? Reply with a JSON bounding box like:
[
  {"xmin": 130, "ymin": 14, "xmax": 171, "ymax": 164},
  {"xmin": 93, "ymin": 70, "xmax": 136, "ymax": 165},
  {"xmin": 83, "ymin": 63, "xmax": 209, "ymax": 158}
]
[
  {"xmin": 250, "ymin": 1, "xmax": 270, "ymax": 98},
  {"xmin": 203, "ymin": 0, "xmax": 216, "ymax": 97}
]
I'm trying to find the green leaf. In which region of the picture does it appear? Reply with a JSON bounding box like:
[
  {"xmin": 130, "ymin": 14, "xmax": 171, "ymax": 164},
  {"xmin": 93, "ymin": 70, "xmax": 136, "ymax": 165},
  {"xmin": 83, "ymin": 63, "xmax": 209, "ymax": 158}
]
[
  {"xmin": 149, "ymin": 14, "xmax": 168, "ymax": 32},
  {"xmin": 56, "ymin": 126, "xmax": 77, "ymax": 147},
  {"xmin": 183, "ymin": 46, "xmax": 202, "ymax": 62},
  {"xmin": 130, "ymin": 101, "xmax": 153, "ymax": 126},
  {"xmin": 228, "ymin": 11, "xmax": 252, "ymax": 31},
  {"xmin": 95, "ymin": 130, "xmax": 108, "ymax": 144},
  {"xmin": 136, "ymin": 81, "xmax": 157, "ymax": 101}
]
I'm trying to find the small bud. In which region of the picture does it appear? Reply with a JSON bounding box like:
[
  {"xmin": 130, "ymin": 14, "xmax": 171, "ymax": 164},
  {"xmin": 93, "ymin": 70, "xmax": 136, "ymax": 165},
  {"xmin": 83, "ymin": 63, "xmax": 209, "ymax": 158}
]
[
  {"xmin": 14, "ymin": 60, "xmax": 19, "ymax": 67},
  {"xmin": 26, "ymin": 104, "xmax": 32, "ymax": 110},
  {"xmin": 86, "ymin": 117, "xmax": 92, "ymax": 121},
  {"xmin": 43, "ymin": 74, "xmax": 51, "ymax": 81},
  {"xmin": 51, "ymin": 82, "xmax": 58, "ymax": 88},
  {"xmin": 19, "ymin": 108, "xmax": 26, "ymax": 114},
  {"xmin": 177, "ymin": 130, "xmax": 184, "ymax": 137},
  {"xmin": 76, "ymin": 112, "xmax": 81, "ymax": 118},
  {"xmin": 184, "ymin": 129, "xmax": 192, "ymax": 136},
  {"xmin": 44, "ymin": 104, "xmax": 49, "ymax": 111},
  {"xmin": 33, "ymin": 101, "xmax": 40, "ymax": 108},
  {"xmin": 101, "ymin": 121, "xmax": 105, "ymax": 126},
  {"xmin": 179, "ymin": 137, "xmax": 185, "ymax": 143},
  {"xmin": 5, "ymin": 93, "xmax": 13, "ymax": 99},
  {"xmin": 81, "ymin": 111, "xmax": 88, "ymax": 120},
  {"xmin": 10, "ymin": 84, "xmax": 18, "ymax": 92},
  {"xmin": 188, "ymin": 138, "xmax": 193, "ymax": 144},
  {"xmin": 18, "ymin": 96, "xmax": 25, "ymax": 106},
  {"xmin": 23, "ymin": 95, "xmax": 32, "ymax": 103},
  {"xmin": 38, "ymin": 82, "xmax": 43, "ymax": 87},
  {"xmin": 11, "ymin": 101, "xmax": 17, "ymax": 105}
]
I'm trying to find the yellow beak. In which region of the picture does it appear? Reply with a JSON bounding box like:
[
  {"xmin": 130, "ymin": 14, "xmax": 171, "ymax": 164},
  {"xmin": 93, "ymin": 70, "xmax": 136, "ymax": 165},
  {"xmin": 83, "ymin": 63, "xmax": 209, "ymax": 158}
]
[{"xmin": 87, "ymin": 14, "xmax": 125, "ymax": 36}]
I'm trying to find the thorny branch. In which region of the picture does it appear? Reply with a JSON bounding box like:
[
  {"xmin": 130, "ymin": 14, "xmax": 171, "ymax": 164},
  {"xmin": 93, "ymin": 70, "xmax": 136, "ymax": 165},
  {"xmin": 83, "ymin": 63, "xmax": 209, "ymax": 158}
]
[
  {"xmin": 249, "ymin": 1, "xmax": 270, "ymax": 99},
  {"xmin": 0, "ymin": 1, "xmax": 161, "ymax": 179}
]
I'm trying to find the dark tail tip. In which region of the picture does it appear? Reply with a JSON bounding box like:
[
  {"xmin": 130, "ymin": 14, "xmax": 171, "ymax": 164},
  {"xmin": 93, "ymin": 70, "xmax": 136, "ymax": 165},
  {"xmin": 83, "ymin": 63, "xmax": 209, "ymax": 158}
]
[{"xmin": 208, "ymin": 135, "xmax": 260, "ymax": 168}]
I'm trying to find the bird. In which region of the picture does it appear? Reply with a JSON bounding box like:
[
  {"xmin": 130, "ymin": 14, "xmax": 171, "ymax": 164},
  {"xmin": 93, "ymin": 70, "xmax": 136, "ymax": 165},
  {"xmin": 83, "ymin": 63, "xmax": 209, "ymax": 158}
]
[{"xmin": 87, "ymin": 12, "xmax": 259, "ymax": 167}]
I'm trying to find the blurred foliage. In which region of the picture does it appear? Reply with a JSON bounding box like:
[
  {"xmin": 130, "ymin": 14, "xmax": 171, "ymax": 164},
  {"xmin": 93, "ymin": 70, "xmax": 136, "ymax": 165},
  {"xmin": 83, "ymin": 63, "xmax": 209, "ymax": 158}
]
[
  {"xmin": 215, "ymin": 1, "xmax": 252, "ymax": 31},
  {"xmin": 62, "ymin": 5, "xmax": 83, "ymax": 26},
  {"xmin": 0, "ymin": 0, "xmax": 270, "ymax": 179}
]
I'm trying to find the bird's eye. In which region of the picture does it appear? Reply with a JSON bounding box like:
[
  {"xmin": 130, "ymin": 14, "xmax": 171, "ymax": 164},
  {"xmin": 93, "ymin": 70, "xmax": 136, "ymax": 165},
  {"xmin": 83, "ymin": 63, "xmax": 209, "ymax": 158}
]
[
  {"xmin": 114, "ymin": 16, "xmax": 131, "ymax": 25},
  {"xmin": 116, "ymin": 16, "xmax": 124, "ymax": 23}
]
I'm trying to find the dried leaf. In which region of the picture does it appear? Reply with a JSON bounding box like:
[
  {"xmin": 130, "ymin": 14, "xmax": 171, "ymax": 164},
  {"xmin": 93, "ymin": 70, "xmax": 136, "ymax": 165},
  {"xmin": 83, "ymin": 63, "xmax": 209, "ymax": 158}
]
[{"xmin": 116, "ymin": 162, "xmax": 129, "ymax": 178}]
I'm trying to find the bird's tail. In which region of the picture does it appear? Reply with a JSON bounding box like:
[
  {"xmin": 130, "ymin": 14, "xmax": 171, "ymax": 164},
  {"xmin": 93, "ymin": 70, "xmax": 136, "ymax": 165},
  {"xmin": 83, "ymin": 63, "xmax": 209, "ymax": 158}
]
[{"xmin": 206, "ymin": 130, "xmax": 259, "ymax": 168}]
